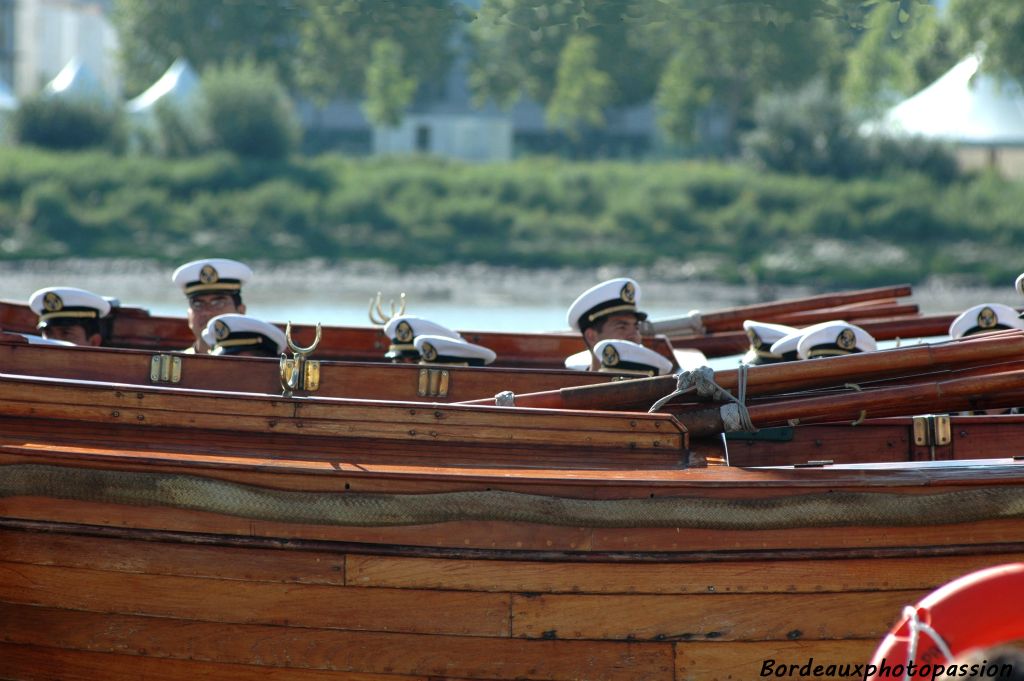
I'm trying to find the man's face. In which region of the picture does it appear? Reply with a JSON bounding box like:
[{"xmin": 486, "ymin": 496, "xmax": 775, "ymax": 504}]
[
  {"xmin": 586, "ymin": 312, "xmax": 642, "ymax": 345},
  {"xmin": 42, "ymin": 323, "xmax": 99, "ymax": 346},
  {"xmin": 187, "ymin": 293, "xmax": 244, "ymax": 339}
]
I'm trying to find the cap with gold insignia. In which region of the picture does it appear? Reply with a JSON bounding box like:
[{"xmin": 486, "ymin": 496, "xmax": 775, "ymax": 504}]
[
  {"xmin": 796, "ymin": 321, "xmax": 876, "ymax": 360},
  {"xmin": 593, "ymin": 339, "xmax": 673, "ymax": 376},
  {"xmin": 949, "ymin": 303, "xmax": 1024, "ymax": 339},
  {"xmin": 414, "ymin": 335, "xmax": 496, "ymax": 367},
  {"xmin": 172, "ymin": 258, "xmax": 253, "ymax": 297},
  {"xmin": 742, "ymin": 320, "xmax": 800, "ymax": 365},
  {"xmin": 200, "ymin": 314, "xmax": 286, "ymax": 357},
  {"xmin": 28, "ymin": 286, "xmax": 112, "ymax": 329},
  {"xmin": 768, "ymin": 324, "xmax": 816, "ymax": 361},
  {"xmin": 382, "ymin": 315, "xmax": 463, "ymax": 360},
  {"xmin": 567, "ymin": 278, "xmax": 648, "ymax": 333}
]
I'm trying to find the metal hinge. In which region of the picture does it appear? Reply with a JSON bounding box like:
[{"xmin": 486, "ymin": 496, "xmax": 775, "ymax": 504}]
[
  {"xmin": 417, "ymin": 368, "xmax": 450, "ymax": 397},
  {"xmin": 913, "ymin": 414, "xmax": 951, "ymax": 447},
  {"xmin": 149, "ymin": 354, "xmax": 182, "ymax": 384}
]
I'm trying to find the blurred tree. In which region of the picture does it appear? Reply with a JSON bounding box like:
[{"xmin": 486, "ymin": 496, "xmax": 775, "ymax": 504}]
[
  {"xmin": 649, "ymin": 1, "xmax": 838, "ymax": 154},
  {"xmin": 362, "ymin": 39, "xmax": 417, "ymax": 127},
  {"xmin": 199, "ymin": 61, "xmax": 298, "ymax": 159},
  {"xmin": 842, "ymin": 2, "xmax": 955, "ymax": 119},
  {"xmin": 948, "ymin": 0, "xmax": 1024, "ymax": 82},
  {"xmin": 111, "ymin": 0, "xmax": 302, "ymax": 98},
  {"xmin": 294, "ymin": 0, "xmax": 460, "ymax": 105},
  {"xmin": 468, "ymin": 0, "xmax": 662, "ymax": 109},
  {"xmin": 545, "ymin": 35, "xmax": 613, "ymax": 136}
]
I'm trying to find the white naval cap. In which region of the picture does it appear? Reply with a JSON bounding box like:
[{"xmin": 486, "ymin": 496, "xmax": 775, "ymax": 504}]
[
  {"xmin": 742, "ymin": 320, "xmax": 800, "ymax": 365},
  {"xmin": 383, "ymin": 315, "xmax": 462, "ymax": 360},
  {"xmin": 201, "ymin": 313, "xmax": 286, "ymax": 357},
  {"xmin": 1015, "ymin": 273, "xmax": 1024, "ymax": 298},
  {"xmin": 563, "ymin": 349, "xmax": 592, "ymax": 371},
  {"xmin": 949, "ymin": 303, "xmax": 1024, "ymax": 339},
  {"xmin": 796, "ymin": 321, "xmax": 876, "ymax": 360},
  {"xmin": 567, "ymin": 278, "xmax": 647, "ymax": 333},
  {"xmin": 28, "ymin": 286, "xmax": 111, "ymax": 329},
  {"xmin": 172, "ymin": 258, "xmax": 253, "ymax": 297},
  {"xmin": 414, "ymin": 335, "xmax": 496, "ymax": 367},
  {"xmin": 594, "ymin": 339, "xmax": 673, "ymax": 376}
]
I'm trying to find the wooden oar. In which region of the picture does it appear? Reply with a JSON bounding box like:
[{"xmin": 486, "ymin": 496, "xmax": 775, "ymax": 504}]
[
  {"xmin": 466, "ymin": 331, "xmax": 1024, "ymax": 410},
  {"xmin": 642, "ymin": 284, "xmax": 913, "ymax": 336},
  {"xmin": 677, "ymin": 368, "xmax": 1024, "ymax": 437},
  {"xmin": 761, "ymin": 302, "xmax": 920, "ymax": 329},
  {"xmin": 675, "ymin": 311, "xmax": 959, "ymax": 357}
]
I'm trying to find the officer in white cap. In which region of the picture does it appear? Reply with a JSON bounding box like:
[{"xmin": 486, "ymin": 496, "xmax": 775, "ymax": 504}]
[
  {"xmin": 172, "ymin": 258, "xmax": 253, "ymax": 353},
  {"xmin": 414, "ymin": 335, "xmax": 497, "ymax": 367},
  {"xmin": 949, "ymin": 303, "xmax": 1024, "ymax": 339},
  {"xmin": 594, "ymin": 339, "xmax": 673, "ymax": 377},
  {"xmin": 566, "ymin": 277, "xmax": 647, "ymax": 370},
  {"xmin": 796, "ymin": 321, "xmax": 877, "ymax": 360},
  {"xmin": 382, "ymin": 315, "xmax": 463, "ymax": 362},
  {"xmin": 201, "ymin": 314, "xmax": 287, "ymax": 357},
  {"xmin": 742, "ymin": 320, "xmax": 799, "ymax": 365},
  {"xmin": 27, "ymin": 286, "xmax": 111, "ymax": 346}
]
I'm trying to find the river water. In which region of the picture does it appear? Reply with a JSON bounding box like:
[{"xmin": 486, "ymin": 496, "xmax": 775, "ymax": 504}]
[{"xmin": 1, "ymin": 259, "xmax": 1019, "ymax": 333}]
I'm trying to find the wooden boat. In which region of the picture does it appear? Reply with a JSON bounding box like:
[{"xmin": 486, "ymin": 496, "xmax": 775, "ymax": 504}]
[
  {"xmin": 4, "ymin": 327, "xmax": 1024, "ymax": 466},
  {"xmin": 0, "ymin": 283, "xmax": 936, "ymax": 364},
  {"xmin": 3, "ymin": 362, "xmax": 1024, "ymax": 680},
  {"xmin": 0, "ymin": 298, "xmax": 681, "ymax": 369},
  {"xmin": 0, "ymin": 331, "xmax": 621, "ymax": 403}
]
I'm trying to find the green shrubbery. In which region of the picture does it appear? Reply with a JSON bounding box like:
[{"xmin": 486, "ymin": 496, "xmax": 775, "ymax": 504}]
[
  {"xmin": 742, "ymin": 80, "xmax": 960, "ymax": 183},
  {"xmin": 11, "ymin": 96, "xmax": 127, "ymax": 152},
  {"xmin": 198, "ymin": 62, "xmax": 299, "ymax": 160},
  {"xmin": 0, "ymin": 148, "xmax": 1021, "ymax": 288}
]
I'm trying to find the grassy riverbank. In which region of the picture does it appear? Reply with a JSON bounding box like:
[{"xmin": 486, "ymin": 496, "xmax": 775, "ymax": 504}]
[{"xmin": 1, "ymin": 148, "xmax": 1021, "ymax": 289}]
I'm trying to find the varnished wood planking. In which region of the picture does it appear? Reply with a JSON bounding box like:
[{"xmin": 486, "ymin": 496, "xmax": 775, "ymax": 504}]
[
  {"xmin": 0, "ymin": 561, "xmax": 510, "ymax": 637},
  {"xmin": 0, "ymin": 603, "xmax": 675, "ymax": 681},
  {"xmin": 0, "ymin": 342, "xmax": 617, "ymax": 403},
  {"xmin": 0, "ymin": 528, "xmax": 346, "ymax": 584},
  {"xmin": 346, "ymin": 553, "xmax": 1024, "ymax": 594},
  {"xmin": 590, "ymin": 518, "xmax": 1024, "ymax": 553},
  {"xmin": 0, "ymin": 377, "xmax": 684, "ymax": 450},
  {"xmin": 509, "ymin": 590, "xmax": 920, "ymax": 641},
  {"xmin": 674, "ymin": 639, "xmax": 878, "ymax": 681},
  {"xmin": 0, "ymin": 642, "xmax": 472, "ymax": 681}
]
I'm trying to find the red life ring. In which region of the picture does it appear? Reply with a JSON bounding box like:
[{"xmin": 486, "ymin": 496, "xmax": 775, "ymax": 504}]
[{"xmin": 867, "ymin": 563, "xmax": 1024, "ymax": 679}]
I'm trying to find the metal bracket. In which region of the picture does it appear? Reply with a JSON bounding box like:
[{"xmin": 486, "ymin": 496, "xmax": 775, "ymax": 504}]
[
  {"xmin": 149, "ymin": 354, "xmax": 182, "ymax": 384},
  {"xmin": 280, "ymin": 322, "xmax": 322, "ymax": 396},
  {"xmin": 417, "ymin": 368, "xmax": 450, "ymax": 397},
  {"xmin": 913, "ymin": 414, "xmax": 951, "ymax": 446},
  {"xmin": 913, "ymin": 414, "xmax": 951, "ymax": 461}
]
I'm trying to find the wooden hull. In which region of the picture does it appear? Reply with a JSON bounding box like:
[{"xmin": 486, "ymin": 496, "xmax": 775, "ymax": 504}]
[
  {"xmin": 0, "ymin": 333, "xmax": 619, "ymax": 403},
  {"xmin": 2, "ymin": 372, "xmax": 1024, "ymax": 679}
]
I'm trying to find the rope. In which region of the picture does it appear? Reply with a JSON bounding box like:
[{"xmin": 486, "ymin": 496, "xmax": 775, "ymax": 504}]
[
  {"xmin": 650, "ymin": 365, "xmax": 756, "ymax": 433},
  {"xmin": 845, "ymin": 383, "xmax": 867, "ymax": 426},
  {"xmin": 901, "ymin": 606, "xmax": 955, "ymax": 681},
  {"xmin": 4, "ymin": 464, "xmax": 1024, "ymax": 529}
]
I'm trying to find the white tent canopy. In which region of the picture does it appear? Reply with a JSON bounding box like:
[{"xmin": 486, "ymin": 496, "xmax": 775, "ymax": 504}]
[
  {"xmin": 870, "ymin": 54, "xmax": 1024, "ymax": 146},
  {"xmin": 126, "ymin": 58, "xmax": 200, "ymax": 115},
  {"xmin": 43, "ymin": 58, "xmax": 108, "ymax": 102}
]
